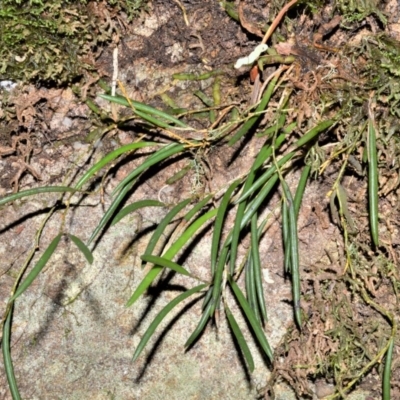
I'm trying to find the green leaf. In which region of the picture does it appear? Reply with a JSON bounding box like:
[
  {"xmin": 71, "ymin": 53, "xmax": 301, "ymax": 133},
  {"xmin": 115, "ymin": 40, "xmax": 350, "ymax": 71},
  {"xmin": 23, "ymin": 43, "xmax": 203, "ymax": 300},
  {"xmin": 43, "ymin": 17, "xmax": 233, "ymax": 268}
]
[
  {"xmin": 367, "ymin": 118, "xmax": 379, "ymax": 246},
  {"xmin": 141, "ymin": 255, "xmax": 191, "ymax": 277},
  {"xmin": 236, "ymin": 151, "xmax": 293, "ymax": 204},
  {"xmin": 112, "ymin": 143, "xmax": 186, "ymax": 196},
  {"xmin": 210, "ymin": 246, "xmax": 229, "ymax": 316},
  {"xmin": 166, "ymin": 163, "xmax": 192, "ymax": 184},
  {"xmin": 126, "ymin": 266, "xmax": 163, "ymax": 307},
  {"xmin": 245, "ymin": 254, "xmax": 261, "ymax": 322},
  {"xmin": 237, "ymin": 119, "xmax": 335, "ymax": 204},
  {"xmin": 383, "ymin": 337, "xmax": 394, "ymax": 400},
  {"xmin": 293, "ymin": 164, "xmax": 310, "ymax": 218},
  {"xmin": 225, "ymin": 305, "xmax": 255, "ymax": 372},
  {"xmin": 293, "ymin": 119, "xmax": 335, "ymax": 148},
  {"xmin": 10, "ymin": 234, "xmax": 62, "ymax": 302},
  {"xmin": 282, "ymin": 198, "xmax": 291, "ymax": 273},
  {"xmin": 162, "ymin": 208, "xmax": 218, "ymax": 261},
  {"xmin": 88, "ymin": 179, "xmax": 136, "ymax": 245},
  {"xmin": 2, "ymin": 306, "xmax": 22, "ymax": 400},
  {"xmin": 229, "ymin": 277, "xmax": 273, "ymax": 361},
  {"xmin": 127, "ymin": 208, "xmax": 218, "ymax": 307},
  {"xmin": 228, "ymin": 76, "xmax": 278, "ymax": 145},
  {"xmin": 68, "ymin": 234, "xmax": 94, "ymax": 264},
  {"xmin": 185, "ymin": 299, "xmax": 213, "ymax": 348},
  {"xmin": 211, "ymin": 180, "xmax": 240, "ymax": 274},
  {"xmin": 75, "ymin": 142, "xmax": 157, "ymax": 190},
  {"xmin": 1, "ymin": 306, "xmax": 21, "ymax": 400},
  {"xmin": 132, "ymin": 284, "xmax": 207, "ymax": 361},
  {"xmin": 251, "ymin": 214, "xmax": 267, "ymax": 322},
  {"xmin": 0, "ymin": 186, "xmax": 76, "ymax": 207},
  {"xmin": 89, "ymin": 142, "xmax": 184, "ymax": 245},
  {"xmin": 142, "ymin": 198, "xmax": 192, "ymax": 266},
  {"xmin": 99, "ymin": 94, "xmax": 188, "ymax": 128},
  {"xmin": 184, "ymin": 194, "xmax": 213, "ymax": 222},
  {"xmin": 242, "ymin": 173, "xmax": 279, "ymax": 230},
  {"xmin": 282, "ymin": 182, "xmax": 302, "ymax": 328},
  {"xmin": 111, "ymin": 200, "xmax": 164, "ymax": 226},
  {"xmin": 228, "ymin": 137, "xmax": 286, "ymax": 273}
]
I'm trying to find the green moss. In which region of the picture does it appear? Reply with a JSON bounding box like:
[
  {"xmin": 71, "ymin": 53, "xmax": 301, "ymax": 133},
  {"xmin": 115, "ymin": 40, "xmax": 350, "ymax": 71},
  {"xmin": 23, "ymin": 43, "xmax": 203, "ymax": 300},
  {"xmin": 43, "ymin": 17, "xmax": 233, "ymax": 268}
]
[
  {"xmin": 0, "ymin": 0, "xmax": 147, "ymax": 83},
  {"xmin": 335, "ymin": 0, "xmax": 387, "ymax": 23}
]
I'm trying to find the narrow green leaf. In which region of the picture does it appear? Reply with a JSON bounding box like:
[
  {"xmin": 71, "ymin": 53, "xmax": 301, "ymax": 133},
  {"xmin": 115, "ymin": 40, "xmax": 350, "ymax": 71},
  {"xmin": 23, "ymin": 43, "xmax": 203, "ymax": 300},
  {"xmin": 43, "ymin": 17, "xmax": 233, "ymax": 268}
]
[
  {"xmin": 367, "ymin": 119, "xmax": 379, "ymax": 246},
  {"xmin": 236, "ymin": 152, "xmax": 293, "ymax": 204},
  {"xmin": 383, "ymin": 337, "xmax": 394, "ymax": 400},
  {"xmin": 2, "ymin": 307, "xmax": 22, "ymax": 400},
  {"xmin": 166, "ymin": 163, "xmax": 192, "ymax": 184},
  {"xmin": 183, "ymin": 194, "xmax": 213, "ymax": 222},
  {"xmin": 112, "ymin": 143, "xmax": 186, "ymax": 196},
  {"xmin": 225, "ymin": 305, "xmax": 255, "ymax": 372},
  {"xmin": 337, "ymin": 183, "xmax": 357, "ymax": 233},
  {"xmin": 253, "ymin": 133, "xmax": 286, "ymax": 171},
  {"xmin": 229, "ymin": 195, "xmax": 251, "ymax": 275},
  {"xmin": 202, "ymin": 285, "xmax": 213, "ymax": 310},
  {"xmin": 0, "ymin": 186, "xmax": 76, "ymax": 207},
  {"xmin": 163, "ymin": 208, "xmax": 218, "ymax": 260},
  {"xmin": 293, "ymin": 119, "xmax": 335, "ymax": 148},
  {"xmin": 99, "ymin": 94, "xmax": 188, "ymax": 127},
  {"xmin": 185, "ymin": 299, "xmax": 213, "ymax": 348},
  {"xmin": 88, "ymin": 179, "xmax": 136, "ymax": 245},
  {"xmin": 68, "ymin": 234, "xmax": 94, "ymax": 264},
  {"xmin": 10, "ymin": 234, "xmax": 62, "ymax": 302},
  {"xmin": 133, "ymin": 108, "xmax": 183, "ymax": 130},
  {"xmin": 226, "ymin": 173, "xmax": 279, "ymax": 267},
  {"xmin": 142, "ymin": 198, "xmax": 192, "ymax": 266},
  {"xmin": 236, "ymin": 119, "xmax": 334, "ymax": 204},
  {"xmin": 141, "ymin": 255, "xmax": 191, "ymax": 277},
  {"xmin": 282, "ymin": 198, "xmax": 291, "ymax": 273},
  {"xmin": 282, "ymin": 121, "xmax": 297, "ymax": 135},
  {"xmin": 211, "ymin": 180, "xmax": 240, "ymax": 274},
  {"xmin": 245, "ymin": 255, "xmax": 261, "ymax": 322},
  {"xmin": 256, "ymin": 111, "xmax": 287, "ymax": 137},
  {"xmin": 251, "ymin": 214, "xmax": 267, "ymax": 321},
  {"xmin": 229, "ymin": 76, "xmax": 278, "ymax": 145},
  {"xmin": 282, "ymin": 182, "xmax": 302, "ymax": 328},
  {"xmin": 90, "ymin": 146, "xmax": 186, "ymax": 245},
  {"xmin": 210, "ymin": 246, "xmax": 229, "ymax": 316},
  {"xmin": 194, "ymin": 90, "xmax": 213, "ymax": 107},
  {"xmin": 126, "ymin": 266, "xmax": 163, "ymax": 307},
  {"xmin": 75, "ymin": 142, "xmax": 157, "ymax": 190},
  {"xmin": 111, "ymin": 200, "xmax": 164, "ymax": 226},
  {"xmin": 227, "ymin": 136, "xmax": 287, "ymax": 272},
  {"xmin": 242, "ymin": 173, "xmax": 279, "ymax": 229},
  {"xmin": 293, "ymin": 164, "xmax": 311, "ymax": 218},
  {"xmin": 127, "ymin": 208, "xmax": 218, "ymax": 307},
  {"xmin": 229, "ymin": 277, "xmax": 273, "ymax": 361},
  {"xmin": 132, "ymin": 284, "xmax": 207, "ymax": 361},
  {"xmin": 257, "ymin": 218, "xmax": 268, "ymax": 238}
]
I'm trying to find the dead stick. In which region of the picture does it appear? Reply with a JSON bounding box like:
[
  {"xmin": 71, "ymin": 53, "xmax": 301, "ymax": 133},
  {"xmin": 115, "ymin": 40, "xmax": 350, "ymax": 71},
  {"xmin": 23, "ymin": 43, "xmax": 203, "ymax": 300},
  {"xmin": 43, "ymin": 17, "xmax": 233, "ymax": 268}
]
[{"xmin": 261, "ymin": 0, "xmax": 298, "ymax": 45}]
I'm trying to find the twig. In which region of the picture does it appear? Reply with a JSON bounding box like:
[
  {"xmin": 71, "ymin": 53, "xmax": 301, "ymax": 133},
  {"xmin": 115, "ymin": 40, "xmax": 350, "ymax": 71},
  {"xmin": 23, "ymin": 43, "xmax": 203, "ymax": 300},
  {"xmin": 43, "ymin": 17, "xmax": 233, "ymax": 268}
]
[{"xmin": 261, "ymin": 0, "xmax": 298, "ymax": 45}]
